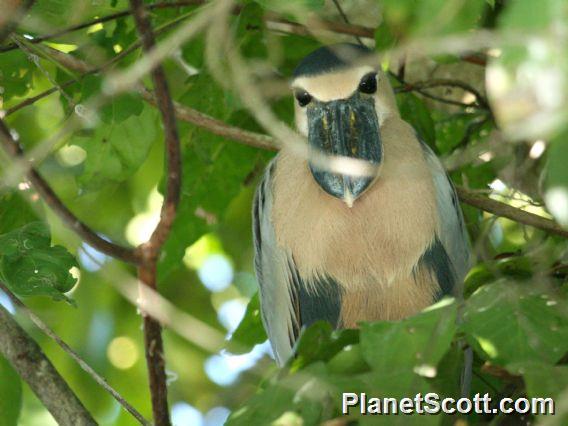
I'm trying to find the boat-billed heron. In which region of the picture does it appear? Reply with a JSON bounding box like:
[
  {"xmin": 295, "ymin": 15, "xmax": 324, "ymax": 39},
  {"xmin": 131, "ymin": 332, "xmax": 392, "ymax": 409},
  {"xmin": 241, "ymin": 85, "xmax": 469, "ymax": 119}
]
[{"xmin": 253, "ymin": 44, "xmax": 471, "ymax": 365}]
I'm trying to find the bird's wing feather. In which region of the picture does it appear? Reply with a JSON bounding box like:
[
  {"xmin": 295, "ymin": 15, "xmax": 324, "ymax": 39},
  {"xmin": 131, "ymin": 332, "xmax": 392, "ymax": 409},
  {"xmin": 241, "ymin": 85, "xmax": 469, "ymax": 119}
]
[
  {"xmin": 252, "ymin": 159, "xmax": 299, "ymax": 364},
  {"xmin": 419, "ymin": 141, "xmax": 472, "ymax": 293},
  {"xmin": 253, "ymin": 159, "xmax": 344, "ymax": 365}
]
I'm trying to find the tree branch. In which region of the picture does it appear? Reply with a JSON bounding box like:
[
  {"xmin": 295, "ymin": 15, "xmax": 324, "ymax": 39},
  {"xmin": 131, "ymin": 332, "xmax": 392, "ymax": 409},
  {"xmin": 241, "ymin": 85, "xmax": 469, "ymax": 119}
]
[
  {"xmin": 389, "ymin": 71, "xmax": 491, "ymax": 110},
  {"xmin": 455, "ymin": 187, "xmax": 568, "ymax": 239},
  {"xmin": 0, "ymin": 282, "xmax": 151, "ymax": 425},
  {"xmin": 139, "ymin": 88, "xmax": 275, "ymax": 151},
  {"xmin": 138, "ymin": 262, "xmax": 171, "ymax": 425},
  {"xmin": 0, "ymin": 304, "xmax": 96, "ymax": 426},
  {"xmin": 130, "ymin": 3, "xmax": 181, "ymax": 257},
  {"xmin": 0, "ymin": 121, "xmax": 140, "ymax": 263},
  {"xmin": 394, "ymin": 78, "xmax": 490, "ymax": 110},
  {"xmin": 129, "ymin": 0, "xmax": 184, "ymax": 423}
]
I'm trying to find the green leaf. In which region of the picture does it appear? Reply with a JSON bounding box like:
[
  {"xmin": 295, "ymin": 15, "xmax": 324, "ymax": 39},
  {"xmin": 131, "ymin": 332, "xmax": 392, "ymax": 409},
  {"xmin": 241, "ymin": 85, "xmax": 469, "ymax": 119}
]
[
  {"xmin": 0, "ymin": 356, "xmax": 22, "ymax": 426},
  {"xmin": 518, "ymin": 362, "xmax": 568, "ymax": 399},
  {"xmin": 72, "ymin": 105, "xmax": 157, "ymax": 189},
  {"xmin": 226, "ymin": 293, "xmax": 267, "ymax": 354},
  {"xmin": 464, "ymin": 256, "xmax": 534, "ymax": 297},
  {"xmin": 413, "ymin": 0, "xmax": 485, "ymax": 36},
  {"xmin": 360, "ymin": 299, "xmax": 457, "ymax": 381},
  {"xmin": 432, "ymin": 110, "xmax": 490, "ymax": 155},
  {"xmin": 99, "ymin": 93, "xmax": 144, "ymax": 124},
  {"xmin": 462, "ymin": 282, "xmax": 568, "ymax": 365},
  {"xmin": 270, "ymin": 33, "xmax": 320, "ymax": 77},
  {"xmin": 513, "ymin": 362, "xmax": 568, "ymax": 424},
  {"xmin": 545, "ymin": 128, "xmax": 568, "ymax": 228},
  {"xmin": 157, "ymin": 71, "xmax": 266, "ymax": 278},
  {"xmin": 327, "ymin": 343, "xmax": 370, "ymax": 375},
  {"xmin": 0, "ymin": 222, "xmax": 78, "ymax": 302},
  {"xmin": 227, "ymin": 363, "xmax": 336, "ymax": 426},
  {"xmin": 0, "ymin": 51, "xmax": 34, "ymax": 102},
  {"xmin": 236, "ymin": 3, "xmax": 266, "ymax": 59},
  {"xmin": 377, "ymin": 0, "xmax": 485, "ymax": 43},
  {"xmin": 0, "ymin": 192, "xmax": 40, "ymax": 235},
  {"xmin": 158, "ymin": 140, "xmax": 261, "ymax": 278},
  {"xmin": 25, "ymin": 0, "xmax": 127, "ymax": 30},
  {"xmin": 253, "ymin": 0, "xmax": 325, "ymax": 16},
  {"xmin": 291, "ymin": 322, "xmax": 359, "ymax": 370},
  {"xmin": 396, "ymin": 92, "xmax": 436, "ymax": 148}
]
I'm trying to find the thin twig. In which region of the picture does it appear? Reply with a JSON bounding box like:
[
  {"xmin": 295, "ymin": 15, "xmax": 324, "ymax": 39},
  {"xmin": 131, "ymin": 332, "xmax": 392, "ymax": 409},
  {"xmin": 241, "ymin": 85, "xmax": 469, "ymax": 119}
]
[
  {"xmin": 395, "ymin": 78, "xmax": 490, "ymax": 109},
  {"xmin": 0, "ymin": 303, "xmax": 96, "ymax": 426},
  {"xmin": 129, "ymin": 0, "xmax": 183, "ymax": 423},
  {"xmin": 0, "ymin": 1, "xmax": 205, "ymax": 52},
  {"xmin": 5, "ymin": 11, "xmax": 186, "ymax": 117},
  {"xmin": 390, "ymin": 71, "xmax": 490, "ymax": 110},
  {"xmin": 456, "ymin": 114, "xmax": 491, "ymax": 149},
  {"xmin": 408, "ymin": 86, "xmax": 475, "ymax": 108},
  {"xmin": 6, "ymin": 84, "xmax": 67, "ymax": 115},
  {"xmin": 266, "ymin": 14, "xmax": 374, "ymax": 40},
  {"xmin": 0, "ymin": 121, "xmax": 140, "ymax": 263},
  {"xmin": 461, "ymin": 53, "xmax": 488, "ymax": 66},
  {"xmin": 330, "ymin": 0, "xmax": 364, "ymax": 46},
  {"xmin": 10, "ymin": 34, "xmax": 78, "ymax": 107},
  {"xmin": 456, "ymin": 186, "xmax": 568, "ymax": 239},
  {"xmin": 0, "ymin": 282, "xmax": 151, "ymax": 426}
]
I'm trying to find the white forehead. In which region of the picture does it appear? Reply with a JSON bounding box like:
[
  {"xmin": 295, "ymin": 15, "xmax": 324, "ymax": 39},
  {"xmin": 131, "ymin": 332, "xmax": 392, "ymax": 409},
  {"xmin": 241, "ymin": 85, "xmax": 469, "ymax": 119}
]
[{"xmin": 291, "ymin": 66, "xmax": 376, "ymax": 102}]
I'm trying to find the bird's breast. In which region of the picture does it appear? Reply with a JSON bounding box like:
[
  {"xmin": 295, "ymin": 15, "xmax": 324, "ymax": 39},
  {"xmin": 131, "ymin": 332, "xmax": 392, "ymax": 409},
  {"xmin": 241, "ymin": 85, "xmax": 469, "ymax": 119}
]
[{"xmin": 272, "ymin": 118, "xmax": 439, "ymax": 292}]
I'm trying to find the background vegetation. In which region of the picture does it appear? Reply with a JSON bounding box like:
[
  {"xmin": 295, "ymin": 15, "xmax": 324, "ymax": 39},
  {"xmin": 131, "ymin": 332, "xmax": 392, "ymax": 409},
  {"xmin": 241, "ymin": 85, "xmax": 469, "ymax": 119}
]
[{"xmin": 0, "ymin": 0, "xmax": 567, "ymax": 425}]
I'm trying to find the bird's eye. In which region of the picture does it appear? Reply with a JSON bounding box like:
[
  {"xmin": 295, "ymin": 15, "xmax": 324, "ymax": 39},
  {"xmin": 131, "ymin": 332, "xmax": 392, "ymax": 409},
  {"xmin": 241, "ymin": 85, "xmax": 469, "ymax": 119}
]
[
  {"xmin": 295, "ymin": 91, "xmax": 312, "ymax": 107},
  {"xmin": 358, "ymin": 73, "xmax": 378, "ymax": 94}
]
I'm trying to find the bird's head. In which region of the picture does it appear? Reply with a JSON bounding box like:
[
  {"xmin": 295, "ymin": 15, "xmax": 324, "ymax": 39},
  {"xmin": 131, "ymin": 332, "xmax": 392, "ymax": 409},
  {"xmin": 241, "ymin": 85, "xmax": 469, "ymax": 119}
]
[{"xmin": 291, "ymin": 43, "xmax": 398, "ymax": 207}]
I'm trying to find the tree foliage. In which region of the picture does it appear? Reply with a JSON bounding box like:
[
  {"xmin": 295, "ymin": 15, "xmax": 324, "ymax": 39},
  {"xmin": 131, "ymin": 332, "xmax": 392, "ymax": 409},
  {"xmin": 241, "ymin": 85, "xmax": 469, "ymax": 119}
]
[{"xmin": 0, "ymin": 0, "xmax": 567, "ymax": 425}]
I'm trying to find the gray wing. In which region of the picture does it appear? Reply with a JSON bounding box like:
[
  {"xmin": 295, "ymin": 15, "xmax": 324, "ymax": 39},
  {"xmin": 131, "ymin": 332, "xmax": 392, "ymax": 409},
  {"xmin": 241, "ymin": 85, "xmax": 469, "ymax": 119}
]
[
  {"xmin": 252, "ymin": 159, "xmax": 299, "ymax": 365},
  {"xmin": 420, "ymin": 142, "xmax": 472, "ymax": 296}
]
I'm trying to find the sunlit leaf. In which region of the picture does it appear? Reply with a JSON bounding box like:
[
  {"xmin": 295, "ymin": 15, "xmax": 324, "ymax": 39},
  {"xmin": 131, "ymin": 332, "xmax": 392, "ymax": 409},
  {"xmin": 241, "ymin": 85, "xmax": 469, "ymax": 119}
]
[
  {"xmin": 378, "ymin": 0, "xmax": 485, "ymax": 42},
  {"xmin": 397, "ymin": 92, "xmax": 436, "ymax": 148},
  {"xmin": 360, "ymin": 300, "xmax": 457, "ymax": 380},
  {"xmin": 0, "ymin": 51, "xmax": 34, "ymax": 102},
  {"xmin": 227, "ymin": 293, "xmax": 267, "ymax": 354},
  {"xmin": 462, "ymin": 282, "xmax": 568, "ymax": 365},
  {"xmin": 545, "ymin": 128, "xmax": 568, "ymax": 228},
  {"xmin": 72, "ymin": 105, "xmax": 157, "ymax": 189},
  {"xmin": 292, "ymin": 322, "xmax": 359, "ymax": 370},
  {"xmin": 513, "ymin": 362, "xmax": 568, "ymax": 398}
]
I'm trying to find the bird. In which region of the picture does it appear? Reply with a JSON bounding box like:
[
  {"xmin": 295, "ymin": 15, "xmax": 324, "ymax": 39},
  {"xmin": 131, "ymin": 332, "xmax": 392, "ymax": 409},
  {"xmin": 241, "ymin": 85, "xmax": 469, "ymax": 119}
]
[{"xmin": 252, "ymin": 43, "xmax": 471, "ymax": 366}]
